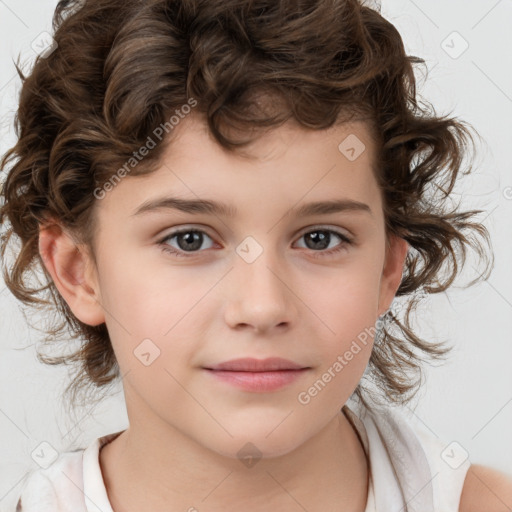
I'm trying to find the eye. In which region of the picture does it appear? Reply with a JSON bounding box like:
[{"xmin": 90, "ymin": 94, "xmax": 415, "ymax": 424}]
[
  {"xmin": 158, "ymin": 228, "xmax": 215, "ymax": 258},
  {"xmin": 293, "ymin": 227, "xmax": 353, "ymax": 258},
  {"xmin": 157, "ymin": 226, "xmax": 354, "ymax": 259}
]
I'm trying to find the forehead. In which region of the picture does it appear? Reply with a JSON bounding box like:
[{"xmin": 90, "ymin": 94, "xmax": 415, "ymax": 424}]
[
  {"xmin": 97, "ymin": 114, "xmax": 381, "ymax": 222},
  {"xmin": 166, "ymin": 113, "xmax": 376, "ymax": 170}
]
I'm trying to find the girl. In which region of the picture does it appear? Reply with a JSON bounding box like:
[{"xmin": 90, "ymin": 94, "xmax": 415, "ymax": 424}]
[{"xmin": 1, "ymin": 0, "xmax": 511, "ymax": 511}]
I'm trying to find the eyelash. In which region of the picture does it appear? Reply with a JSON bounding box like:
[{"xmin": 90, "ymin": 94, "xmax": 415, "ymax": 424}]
[{"xmin": 157, "ymin": 226, "xmax": 354, "ymax": 259}]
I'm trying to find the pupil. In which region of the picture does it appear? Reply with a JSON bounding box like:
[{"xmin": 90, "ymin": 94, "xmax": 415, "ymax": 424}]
[
  {"xmin": 179, "ymin": 231, "xmax": 202, "ymax": 251},
  {"xmin": 307, "ymin": 231, "xmax": 329, "ymax": 250}
]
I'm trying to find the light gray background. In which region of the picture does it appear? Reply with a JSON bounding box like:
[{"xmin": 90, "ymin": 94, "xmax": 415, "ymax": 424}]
[{"xmin": 1, "ymin": 1, "xmax": 511, "ymax": 510}]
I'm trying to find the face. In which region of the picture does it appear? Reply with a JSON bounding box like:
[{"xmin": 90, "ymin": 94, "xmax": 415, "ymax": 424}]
[{"xmin": 46, "ymin": 114, "xmax": 407, "ymax": 459}]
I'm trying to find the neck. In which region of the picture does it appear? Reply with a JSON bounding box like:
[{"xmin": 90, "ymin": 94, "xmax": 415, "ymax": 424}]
[{"xmin": 100, "ymin": 407, "xmax": 368, "ymax": 512}]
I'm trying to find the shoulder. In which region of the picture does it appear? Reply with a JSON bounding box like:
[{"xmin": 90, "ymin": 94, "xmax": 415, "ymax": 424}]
[
  {"xmin": 16, "ymin": 449, "xmax": 85, "ymax": 512},
  {"xmin": 459, "ymin": 464, "xmax": 512, "ymax": 512}
]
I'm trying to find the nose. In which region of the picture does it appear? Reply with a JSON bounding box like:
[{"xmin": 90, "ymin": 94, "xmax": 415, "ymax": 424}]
[{"xmin": 223, "ymin": 247, "xmax": 298, "ymax": 334}]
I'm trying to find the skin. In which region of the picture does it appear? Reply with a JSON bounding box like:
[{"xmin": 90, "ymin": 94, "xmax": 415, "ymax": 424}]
[
  {"xmin": 459, "ymin": 465, "xmax": 512, "ymax": 512},
  {"xmin": 39, "ymin": 114, "xmax": 410, "ymax": 511}
]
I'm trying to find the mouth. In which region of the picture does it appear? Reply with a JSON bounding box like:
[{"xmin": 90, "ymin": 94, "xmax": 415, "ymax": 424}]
[
  {"xmin": 202, "ymin": 357, "xmax": 311, "ymax": 392},
  {"xmin": 203, "ymin": 357, "xmax": 309, "ymax": 372}
]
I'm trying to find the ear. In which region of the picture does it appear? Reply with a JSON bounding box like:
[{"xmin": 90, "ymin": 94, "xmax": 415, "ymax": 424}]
[
  {"xmin": 38, "ymin": 221, "xmax": 105, "ymax": 326},
  {"xmin": 377, "ymin": 234, "xmax": 408, "ymax": 317}
]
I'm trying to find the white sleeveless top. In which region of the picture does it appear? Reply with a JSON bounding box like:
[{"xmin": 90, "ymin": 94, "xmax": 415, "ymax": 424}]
[{"xmin": 15, "ymin": 397, "xmax": 470, "ymax": 512}]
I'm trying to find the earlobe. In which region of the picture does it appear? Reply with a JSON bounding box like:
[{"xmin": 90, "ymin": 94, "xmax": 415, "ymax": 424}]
[
  {"xmin": 38, "ymin": 222, "xmax": 105, "ymax": 326},
  {"xmin": 377, "ymin": 234, "xmax": 409, "ymax": 317}
]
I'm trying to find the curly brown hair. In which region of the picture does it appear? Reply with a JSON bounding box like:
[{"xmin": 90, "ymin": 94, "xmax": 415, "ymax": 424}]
[{"xmin": 0, "ymin": 0, "xmax": 493, "ymax": 414}]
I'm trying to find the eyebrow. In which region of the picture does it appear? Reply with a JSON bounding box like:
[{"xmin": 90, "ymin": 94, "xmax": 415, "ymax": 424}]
[{"xmin": 131, "ymin": 196, "xmax": 372, "ymax": 218}]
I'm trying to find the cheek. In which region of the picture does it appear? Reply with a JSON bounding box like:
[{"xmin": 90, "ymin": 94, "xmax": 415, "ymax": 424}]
[
  {"xmin": 299, "ymin": 290, "xmax": 376, "ymax": 413},
  {"xmin": 308, "ymin": 260, "xmax": 381, "ymax": 374},
  {"xmin": 97, "ymin": 251, "xmax": 186, "ymax": 329},
  {"xmin": 96, "ymin": 258, "xmax": 211, "ymax": 370},
  {"xmin": 311, "ymin": 258, "xmax": 383, "ymax": 329}
]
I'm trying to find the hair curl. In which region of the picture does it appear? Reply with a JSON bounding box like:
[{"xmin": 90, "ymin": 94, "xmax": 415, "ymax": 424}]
[{"xmin": 0, "ymin": 0, "xmax": 493, "ymax": 414}]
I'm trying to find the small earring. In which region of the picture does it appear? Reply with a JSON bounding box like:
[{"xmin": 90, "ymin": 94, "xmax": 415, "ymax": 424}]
[
  {"xmin": 374, "ymin": 309, "xmax": 390, "ymax": 343},
  {"xmin": 376, "ymin": 308, "xmax": 391, "ymax": 325}
]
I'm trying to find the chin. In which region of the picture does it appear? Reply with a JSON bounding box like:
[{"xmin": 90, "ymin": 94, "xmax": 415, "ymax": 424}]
[
  {"xmin": 199, "ymin": 422, "xmax": 311, "ymax": 462},
  {"xmin": 212, "ymin": 438, "xmax": 302, "ymax": 462}
]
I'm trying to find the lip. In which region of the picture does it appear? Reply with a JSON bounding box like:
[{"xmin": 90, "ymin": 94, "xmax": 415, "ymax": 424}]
[
  {"xmin": 204, "ymin": 357, "xmax": 308, "ymax": 372},
  {"xmin": 202, "ymin": 358, "xmax": 311, "ymax": 392}
]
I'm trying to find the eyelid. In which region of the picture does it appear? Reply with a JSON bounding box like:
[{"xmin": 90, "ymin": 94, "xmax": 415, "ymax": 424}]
[
  {"xmin": 158, "ymin": 224, "xmax": 217, "ymax": 240},
  {"xmin": 157, "ymin": 226, "xmax": 217, "ymax": 247},
  {"xmin": 158, "ymin": 223, "xmax": 353, "ymax": 243},
  {"xmin": 158, "ymin": 224, "xmax": 355, "ymax": 259},
  {"xmin": 295, "ymin": 223, "xmax": 354, "ymax": 239}
]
